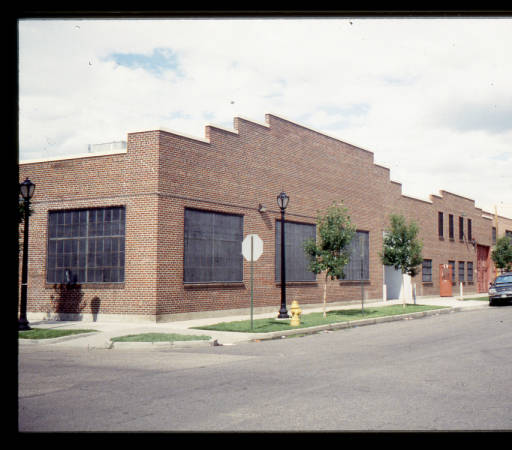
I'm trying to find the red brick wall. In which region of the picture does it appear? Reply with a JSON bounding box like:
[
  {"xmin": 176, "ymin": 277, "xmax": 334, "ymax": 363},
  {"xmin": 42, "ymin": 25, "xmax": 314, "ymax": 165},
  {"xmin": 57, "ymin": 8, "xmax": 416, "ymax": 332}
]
[
  {"xmin": 19, "ymin": 114, "xmax": 512, "ymax": 321},
  {"xmin": 18, "ymin": 132, "xmax": 162, "ymax": 319}
]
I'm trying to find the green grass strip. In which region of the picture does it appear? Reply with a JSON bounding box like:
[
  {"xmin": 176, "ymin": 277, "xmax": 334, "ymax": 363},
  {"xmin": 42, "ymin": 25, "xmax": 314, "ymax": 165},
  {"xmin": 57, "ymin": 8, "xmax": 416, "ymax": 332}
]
[
  {"xmin": 460, "ymin": 296, "xmax": 489, "ymax": 301},
  {"xmin": 193, "ymin": 304, "xmax": 448, "ymax": 333},
  {"xmin": 111, "ymin": 333, "xmax": 211, "ymax": 343},
  {"xmin": 19, "ymin": 328, "xmax": 97, "ymax": 339}
]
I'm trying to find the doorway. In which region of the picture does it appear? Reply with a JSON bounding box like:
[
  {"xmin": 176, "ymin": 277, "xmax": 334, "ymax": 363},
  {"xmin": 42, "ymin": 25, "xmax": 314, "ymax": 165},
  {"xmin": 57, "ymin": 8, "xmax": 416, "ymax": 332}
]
[
  {"xmin": 439, "ymin": 264, "xmax": 453, "ymax": 297},
  {"xmin": 477, "ymin": 245, "xmax": 490, "ymax": 293}
]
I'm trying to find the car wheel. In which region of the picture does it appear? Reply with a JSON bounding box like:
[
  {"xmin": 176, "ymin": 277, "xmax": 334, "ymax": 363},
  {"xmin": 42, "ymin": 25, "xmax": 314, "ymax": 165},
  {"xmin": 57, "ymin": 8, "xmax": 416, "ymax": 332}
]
[{"xmin": 489, "ymin": 298, "xmax": 496, "ymax": 306}]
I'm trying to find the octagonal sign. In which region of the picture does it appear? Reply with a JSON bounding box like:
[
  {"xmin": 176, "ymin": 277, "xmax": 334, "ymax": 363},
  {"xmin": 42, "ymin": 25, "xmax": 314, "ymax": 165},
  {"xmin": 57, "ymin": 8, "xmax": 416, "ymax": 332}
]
[{"xmin": 242, "ymin": 234, "xmax": 263, "ymax": 262}]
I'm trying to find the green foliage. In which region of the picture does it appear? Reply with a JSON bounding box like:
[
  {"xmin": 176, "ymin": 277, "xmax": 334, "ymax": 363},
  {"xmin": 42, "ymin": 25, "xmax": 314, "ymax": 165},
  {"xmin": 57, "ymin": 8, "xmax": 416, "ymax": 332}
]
[
  {"xmin": 380, "ymin": 214, "xmax": 423, "ymax": 277},
  {"xmin": 303, "ymin": 202, "xmax": 356, "ymax": 280},
  {"xmin": 491, "ymin": 236, "xmax": 512, "ymax": 271}
]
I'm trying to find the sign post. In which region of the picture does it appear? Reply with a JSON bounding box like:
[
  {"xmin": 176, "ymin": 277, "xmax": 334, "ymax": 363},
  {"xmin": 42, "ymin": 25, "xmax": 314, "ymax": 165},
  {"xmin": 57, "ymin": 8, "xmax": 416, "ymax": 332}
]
[{"xmin": 242, "ymin": 234, "xmax": 263, "ymax": 330}]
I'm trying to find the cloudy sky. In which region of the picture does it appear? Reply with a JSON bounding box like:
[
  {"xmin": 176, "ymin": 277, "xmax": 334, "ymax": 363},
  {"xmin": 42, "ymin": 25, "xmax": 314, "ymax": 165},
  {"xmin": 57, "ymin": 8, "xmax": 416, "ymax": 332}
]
[{"xmin": 18, "ymin": 16, "xmax": 512, "ymax": 217}]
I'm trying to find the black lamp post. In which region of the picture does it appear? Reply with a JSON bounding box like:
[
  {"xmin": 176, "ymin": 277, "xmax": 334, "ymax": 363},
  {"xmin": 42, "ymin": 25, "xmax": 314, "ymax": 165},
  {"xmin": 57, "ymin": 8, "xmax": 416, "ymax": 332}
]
[
  {"xmin": 277, "ymin": 191, "xmax": 290, "ymax": 318},
  {"xmin": 19, "ymin": 177, "xmax": 35, "ymax": 331}
]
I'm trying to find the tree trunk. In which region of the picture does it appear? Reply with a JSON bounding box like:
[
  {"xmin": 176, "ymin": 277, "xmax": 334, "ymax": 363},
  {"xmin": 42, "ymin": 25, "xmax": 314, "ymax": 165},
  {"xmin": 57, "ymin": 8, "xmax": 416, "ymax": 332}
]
[{"xmin": 323, "ymin": 271, "xmax": 328, "ymax": 318}]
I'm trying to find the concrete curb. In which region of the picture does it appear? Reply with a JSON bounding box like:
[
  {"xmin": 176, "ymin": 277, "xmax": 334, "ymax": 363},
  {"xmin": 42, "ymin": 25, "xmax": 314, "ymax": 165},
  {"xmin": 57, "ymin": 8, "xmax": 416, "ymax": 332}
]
[
  {"xmin": 18, "ymin": 331, "xmax": 216, "ymax": 349},
  {"xmin": 19, "ymin": 302, "xmax": 489, "ymax": 349},
  {"xmin": 250, "ymin": 303, "xmax": 489, "ymax": 342},
  {"xmin": 110, "ymin": 338, "xmax": 216, "ymax": 349}
]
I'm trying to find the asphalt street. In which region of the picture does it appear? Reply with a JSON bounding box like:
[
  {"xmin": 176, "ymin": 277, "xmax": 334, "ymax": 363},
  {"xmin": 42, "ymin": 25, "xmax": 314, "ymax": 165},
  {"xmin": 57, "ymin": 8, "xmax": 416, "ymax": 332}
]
[{"xmin": 18, "ymin": 305, "xmax": 512, "ymax": 432}]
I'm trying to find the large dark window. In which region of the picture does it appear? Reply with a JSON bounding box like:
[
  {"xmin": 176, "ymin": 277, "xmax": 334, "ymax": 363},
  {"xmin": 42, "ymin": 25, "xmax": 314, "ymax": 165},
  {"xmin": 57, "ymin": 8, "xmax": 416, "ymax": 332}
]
[
  {"xmin": 47, "ymin": 207, "xmax": 125, "ymax": 284},
  {"xmin": 449, "ymin": 214, "xmax": 454, "ymax": 239},
  {"xmin": 459, "ymin": 216, "xmax": 464, "ymax": 240},
  {"xmin": 343, "ymin": 231, "xmax": 370, "ymax": 281},
  {"xmin": 184, "ymin": 208, "xmax": 243, "ymax": 283},
  {"xmin": 468, "ymin": 219, "xmax": 472, "ymax": 241},
  {"xmin": 438, "ymin": 212, "xmax": 444, "ymax": 238},
  {"xmin": 275, "ymin": 220, "xmax": 316, "ymax": 282}
]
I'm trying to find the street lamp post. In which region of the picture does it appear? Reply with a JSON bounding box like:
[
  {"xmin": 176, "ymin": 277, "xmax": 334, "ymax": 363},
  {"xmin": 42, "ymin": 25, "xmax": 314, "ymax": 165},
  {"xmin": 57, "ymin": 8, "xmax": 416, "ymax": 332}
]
[
  {"xmin": 19, "ymin": 178, "xmax": 35, "ymax": 331},
  {"xmin": 277, "ymin": 191, "xmax": 290, "ymax": 318}
]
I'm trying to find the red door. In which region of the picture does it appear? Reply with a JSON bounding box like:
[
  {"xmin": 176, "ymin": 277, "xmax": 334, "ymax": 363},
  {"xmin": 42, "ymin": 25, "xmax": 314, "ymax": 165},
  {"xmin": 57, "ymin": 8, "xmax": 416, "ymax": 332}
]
[
  {"xmin": 439, "ymin": 264, "xmax": 453, "ymax": 297},
  {"xmin": 477, "ymin": 245, "xmax": 490, "ymax": 293}
]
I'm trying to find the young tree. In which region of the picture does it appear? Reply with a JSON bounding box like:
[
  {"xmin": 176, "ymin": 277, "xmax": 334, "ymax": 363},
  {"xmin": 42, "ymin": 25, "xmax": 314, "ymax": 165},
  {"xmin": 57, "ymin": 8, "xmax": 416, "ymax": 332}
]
[
  {"xmin": 304, "ymin": 202, "xmax": 356, "ymax": 318},
  {"xmin": 380, "ymin": 214, "xmax": 423, "ymax": 308},
  {"xmin": 491, "ymin": 236, "xmax": 512, "ymax": 272}
]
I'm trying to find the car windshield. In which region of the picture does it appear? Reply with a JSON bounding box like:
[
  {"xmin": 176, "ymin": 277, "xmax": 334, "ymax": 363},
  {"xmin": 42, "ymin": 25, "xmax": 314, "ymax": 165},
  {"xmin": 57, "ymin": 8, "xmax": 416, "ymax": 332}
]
[{"xmin": 495, "ymin": 275, "xmax": 512, "ymax": 284}]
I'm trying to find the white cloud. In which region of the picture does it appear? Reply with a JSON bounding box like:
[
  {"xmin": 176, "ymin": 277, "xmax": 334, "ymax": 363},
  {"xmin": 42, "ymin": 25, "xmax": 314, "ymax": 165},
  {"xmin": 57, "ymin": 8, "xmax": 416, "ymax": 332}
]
[{"xmin": 18, "ymin": 17, "xmax": 512, "ymax": 215}]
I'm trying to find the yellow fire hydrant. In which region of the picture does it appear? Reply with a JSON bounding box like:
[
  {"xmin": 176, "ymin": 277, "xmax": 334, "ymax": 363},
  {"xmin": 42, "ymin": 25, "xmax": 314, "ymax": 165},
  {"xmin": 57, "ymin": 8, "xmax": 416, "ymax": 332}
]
[{"xmin": 290, "ymin": 300, "xmax": 302, "ymax": 327}]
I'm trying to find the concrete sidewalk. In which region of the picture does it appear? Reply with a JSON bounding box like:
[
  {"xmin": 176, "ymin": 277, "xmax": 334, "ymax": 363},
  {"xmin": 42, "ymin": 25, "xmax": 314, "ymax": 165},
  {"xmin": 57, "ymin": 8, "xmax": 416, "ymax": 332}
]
[{"xmin": 18, "ymin": 295, "xmax": 490, "ymax": 350}]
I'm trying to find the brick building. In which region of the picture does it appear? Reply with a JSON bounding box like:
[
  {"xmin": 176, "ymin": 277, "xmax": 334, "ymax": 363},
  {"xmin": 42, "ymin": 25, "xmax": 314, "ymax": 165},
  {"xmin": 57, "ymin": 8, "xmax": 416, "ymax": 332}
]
[{"xmin": 18, "ymin": 114, "xmax": 512, "ymax": 322}]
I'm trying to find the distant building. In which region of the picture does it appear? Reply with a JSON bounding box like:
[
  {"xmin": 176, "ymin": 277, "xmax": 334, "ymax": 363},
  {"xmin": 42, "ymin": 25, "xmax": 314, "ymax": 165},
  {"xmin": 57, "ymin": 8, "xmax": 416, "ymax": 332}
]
[{"xmin": 19, "ymin": 114, "xmax": 512, "ymax": 322}]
